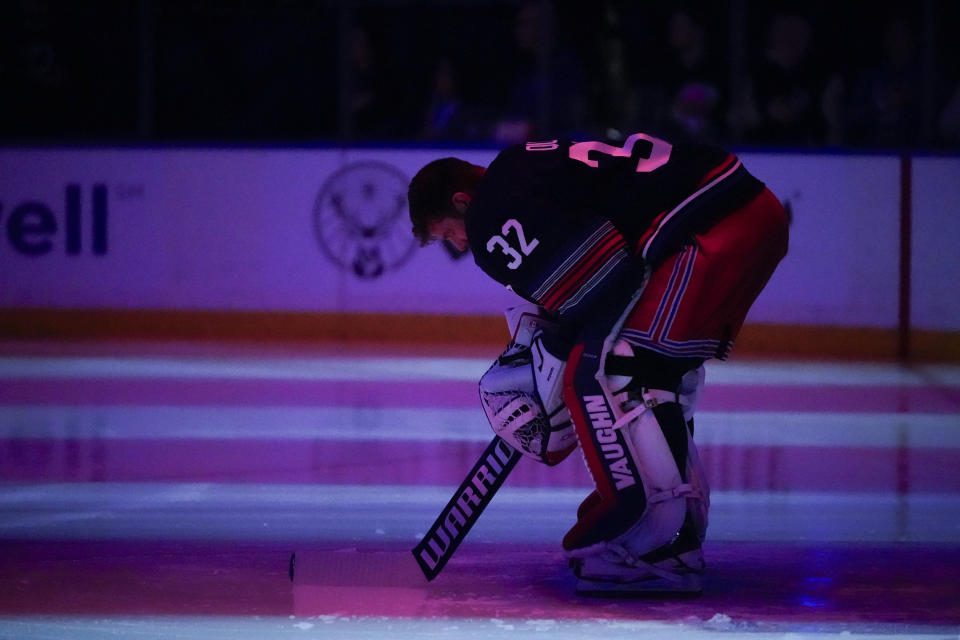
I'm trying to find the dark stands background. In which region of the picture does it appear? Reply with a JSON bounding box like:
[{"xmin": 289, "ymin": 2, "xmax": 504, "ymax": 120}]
[{"xmin": 1, "ymin": 0, "xmax": 958, "ymax": 151}]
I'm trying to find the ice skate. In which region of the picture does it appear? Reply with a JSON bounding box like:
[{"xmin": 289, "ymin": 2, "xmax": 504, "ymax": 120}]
[{"xmin": 571, "ymin": 521, "xmax": 705, "ymax": 596}]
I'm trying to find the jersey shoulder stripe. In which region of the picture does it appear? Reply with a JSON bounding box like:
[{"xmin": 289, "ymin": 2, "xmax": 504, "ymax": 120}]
[
  {"xmin": 638, "ymin": 155, "xmax": 743, "ymax": 261},
  {"xmin": 534, "ymin": 222, "xmax": 628, "ymax": 312},
  {"xmin": 531, "ymin": 220, "xmax": 614, "ymax": 300},
  {"xmin": 695, "ymin": 153, "xmax": 739, "ymax": 189},
  {"xmin": 558, "ymin": 249, "xmax": 629, "ymax": 314},
  {"xmin": 540, "ymin": 230, "xmax": 625, "ymax": 310}
]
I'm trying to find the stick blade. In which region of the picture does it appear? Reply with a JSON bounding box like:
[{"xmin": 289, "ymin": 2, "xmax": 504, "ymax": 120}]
[{"xmin": 411, "ymin": 437, "xmax": 520, "ymax": 581}]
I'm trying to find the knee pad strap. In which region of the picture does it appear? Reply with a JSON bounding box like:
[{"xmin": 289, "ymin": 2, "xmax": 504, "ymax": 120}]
[{"xmin": 611, "ymin": 388, "xmax": 678, "ymax": 431}]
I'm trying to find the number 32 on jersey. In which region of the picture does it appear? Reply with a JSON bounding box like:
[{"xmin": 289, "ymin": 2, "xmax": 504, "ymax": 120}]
[
  {"xmin": 487, "ymin": 133, "xmax": 673, "ymax": 270},
  {"xmin": 486, "ymin": 219, "xmax": 539, "ymax": 270}
]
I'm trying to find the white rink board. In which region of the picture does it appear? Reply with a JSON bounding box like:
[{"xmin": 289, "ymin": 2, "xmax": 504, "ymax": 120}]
[
  {"xmin": 738, "ymin": 153, "xmax": 901, "ymax": 327},
  {"xmin": 911, "ymin": 156, "xmax": 960, "ymax": 330},
  {"xmin": 0, "ymin": 147, "xmax": 507, "ymax": 314},
  {"xmin": 0, "ymin": 147, "xmax": 953, "ymax": 329}
]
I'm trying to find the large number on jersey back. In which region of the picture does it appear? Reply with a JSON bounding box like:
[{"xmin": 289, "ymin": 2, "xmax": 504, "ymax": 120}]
[
  {"xmin": 486, "ymin": 219, "xmax": 540, "ymax": 270},
  {"xmin": 569, "ymin": 132, "xmax": 672, "ymax": 172}
]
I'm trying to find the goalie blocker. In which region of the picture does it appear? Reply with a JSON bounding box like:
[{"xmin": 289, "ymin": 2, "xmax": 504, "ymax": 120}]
[{"xmin": 478, "ymin": 308, "xmax": 578, "ymax": 466}]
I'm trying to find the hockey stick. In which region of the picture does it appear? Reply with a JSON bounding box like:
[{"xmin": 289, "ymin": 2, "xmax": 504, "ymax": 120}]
[{"xmin": 411, "ymin": 435, "xmax": 521, "ymax": 581}]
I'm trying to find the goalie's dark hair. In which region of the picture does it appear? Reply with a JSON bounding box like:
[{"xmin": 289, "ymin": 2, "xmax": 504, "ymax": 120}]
[{"xmin": 408, "ymin": 157, "xmax": 485, "ymax": 245}]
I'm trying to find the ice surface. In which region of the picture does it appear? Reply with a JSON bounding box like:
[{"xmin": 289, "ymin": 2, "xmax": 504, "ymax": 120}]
[
  {"xmin": 1, "ymin": 349, "xmax": 957, "ymax": 639},
  {"xmin": 0, "ymin": 616, "xmax": 957, "ymax": 640},
  {"xmin": 2, "ymin": 484, "xmax": 958, "ymax": 543}
]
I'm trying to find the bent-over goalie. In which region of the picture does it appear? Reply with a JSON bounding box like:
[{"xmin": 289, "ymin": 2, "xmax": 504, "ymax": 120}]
[{"xmin": 408, "ymin": 131, "xmax": 789, "ymax": 593}]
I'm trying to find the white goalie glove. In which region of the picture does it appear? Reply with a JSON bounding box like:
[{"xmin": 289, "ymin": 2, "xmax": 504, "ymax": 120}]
[{"xmin": 479, "ymin": 305, "xmax": 578, "ymax": 466}]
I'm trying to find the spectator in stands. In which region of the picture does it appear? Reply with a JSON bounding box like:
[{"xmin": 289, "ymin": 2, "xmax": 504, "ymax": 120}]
[
  {"xmin": 729, "ymin": 12, "xmax": 830, "ymax": 146},
  {"xmin": 2, "ymin": 0, "xmax": 69, "ymax": 137},
  {"xmin": 419, "ymin": 56, "xmax": 466, "ymax": 140},
  {"xmin": 345, "ymin": 24, "xmax": 391, "ymax": 138},
  {"xmin": 493, "ymin": 0, "xmax": 587, "ymax": 143},
  {"xmin": 845, "ymin": 16, "xmax": 924, "ymax": 147},
  {"xmin": 658, "ymin": 8, "xmax": 725, "ymax": 143},
  {"xmin": 939, "ymin": 80, "xmax": 960, "ymax": 144}
]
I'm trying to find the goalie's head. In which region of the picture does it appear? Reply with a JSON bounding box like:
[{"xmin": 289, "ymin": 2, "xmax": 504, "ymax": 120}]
[{"xmin": 408, "ymin": 157, "xmax": 485, "ymax": 248}]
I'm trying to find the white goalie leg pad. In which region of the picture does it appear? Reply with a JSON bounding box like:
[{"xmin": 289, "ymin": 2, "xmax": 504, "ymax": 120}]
[
  {"xmin": 570, "ymin": 401, "xmax": 706, "ymax": 593},
  {"xmin": 565, "ymin": 396, "xmax": 693, "ymax": 560},
  {"xmin": 607, "ymin": 404, "xmax": 693, "ymax": 559},
  {"xmin": 576, "ymin": 341, "xmax": 707, "ymax": 559}
]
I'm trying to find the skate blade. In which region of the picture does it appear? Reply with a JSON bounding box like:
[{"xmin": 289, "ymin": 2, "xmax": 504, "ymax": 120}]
[{"xmin": 576, "ymin": 572, "xmax": 702, "ymax": 597}]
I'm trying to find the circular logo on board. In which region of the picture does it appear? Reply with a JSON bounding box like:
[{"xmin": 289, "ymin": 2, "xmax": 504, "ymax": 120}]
[{"xmin": 312, "ymin": 161, "xmax": 416, "ymax": 278}]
